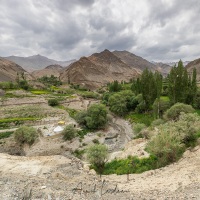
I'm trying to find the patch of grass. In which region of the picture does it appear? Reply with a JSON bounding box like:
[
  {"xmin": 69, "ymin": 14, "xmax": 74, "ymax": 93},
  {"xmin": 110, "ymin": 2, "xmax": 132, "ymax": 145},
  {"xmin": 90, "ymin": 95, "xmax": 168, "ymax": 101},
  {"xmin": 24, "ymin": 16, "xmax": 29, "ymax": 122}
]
[
  {"xmin": 160, "ymin": 96, "xmax": 170, "ymax": 102},
  {"xmin": 77, "ymin": 128, "xmax": 90, "ymax": 138},
  {"xmin": 126, "ymin": 113, "xmax": 154, "ymax": 126},
  {"xmin": 0, "ymin": 117, "xmax": 40, "ymax": 128},
  {"xmin": 0, "ymin": 131, "xmax": 14, "ymax": 139},
  {"xmin": 72, "ymin": 149, "xmax": 85, "ymax": 159},
  {"xmin": 65, "ymin": 107, "xmax": 78, "ymax": 118},
  {"xmin": 30, "ymin": 90, "xmax": 50, "ymax": 95},
  {"xmin": 195, "ymin": 109, "xmax": 200, "ymax": 116},
  {"xmin": 102, "ymin": 155, "xmax": 158, "ymax": 175}
]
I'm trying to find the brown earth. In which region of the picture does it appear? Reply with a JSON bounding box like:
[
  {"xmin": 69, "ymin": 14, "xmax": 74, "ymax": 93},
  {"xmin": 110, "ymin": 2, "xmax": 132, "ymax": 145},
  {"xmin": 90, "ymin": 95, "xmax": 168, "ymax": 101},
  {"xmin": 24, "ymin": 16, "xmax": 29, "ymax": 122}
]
[
  {"xmin": 60, "ymin": 49, "xmax": 139, "ymax": 89},
  {"xmin": 0, "ymin": 58, "xmax": 33, "ymax": 82},
  {"xmin": 31, "ymin": 64, "xmax": 63, "ymax": 78}
]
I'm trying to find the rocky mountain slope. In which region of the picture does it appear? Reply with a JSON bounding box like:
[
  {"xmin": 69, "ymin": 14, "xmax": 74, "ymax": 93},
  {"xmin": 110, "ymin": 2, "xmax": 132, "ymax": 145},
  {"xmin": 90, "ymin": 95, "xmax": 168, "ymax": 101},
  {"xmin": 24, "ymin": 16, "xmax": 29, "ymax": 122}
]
[
  {"xmin": 186, "ymin": 58, "xmax": 200, "ymax": 81},
  {"xmin": 4, "ymin": 55, "xmax": 75, "ymax": 72},
  {"xmin": 153, "ymin": 62, "xmax": 172, "ymax": 76},
  {"xmin": 0, "ymin": 58, "xmax": 33, "ymax": 82},
  {"xmin": 60, "ymin": 49, "xmax": 139, "ymax": 89},
  {"xmin": 31, "ymin": 64, "xmax": 63, "ymax": 78},
  {"xmin": 113, "ymin": 50, "xmax": 156, "ymax": 73}
]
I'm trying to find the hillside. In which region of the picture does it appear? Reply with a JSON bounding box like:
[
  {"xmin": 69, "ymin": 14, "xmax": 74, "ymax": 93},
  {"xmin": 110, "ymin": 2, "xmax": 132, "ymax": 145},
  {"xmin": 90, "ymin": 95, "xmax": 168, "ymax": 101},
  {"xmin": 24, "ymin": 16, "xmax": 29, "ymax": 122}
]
[
  {"xmin": 113, "ymin": 50, "xmax": 156, "ymax": 73},
  {"xmin": 153, "ymin": 62, "xmax": 172, "ymax": 76},
  {"xmin": 0, "ymin": 58, "xmax": 33, "ymax": 82},
  {"xmin": 186, "ymin": 58, "xmax": 200, "ymax": 81},
  {"xmin": 60, "ymin": 49, "xmax": 139, "ymax": 89},
  {"xmin": 31, "ymin": 64, "xmax": 63, "ymax": 78},
  {"xmin": 4, "ymin": 55, "xmax": 75, "ymax": 72}
]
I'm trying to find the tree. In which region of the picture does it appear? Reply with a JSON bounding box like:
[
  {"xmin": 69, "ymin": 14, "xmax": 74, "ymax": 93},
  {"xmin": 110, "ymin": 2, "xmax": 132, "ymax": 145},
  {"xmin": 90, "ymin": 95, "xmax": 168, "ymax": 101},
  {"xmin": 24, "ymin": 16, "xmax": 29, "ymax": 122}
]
[
  {"xmin": 140, "ymin": 69, "xmax": 162, "ymax": 111},
  {"xmin": 108, "ymin": 90, "xmax": 135, "ymax": 116},
  {"xmin": 167, "ymin": 60, "xmax": 196, "ymax": 105},
  {"xmin": 62, "ymin": 125, "xmax": 77, "ymax": 141},
  {"xmin": 14, "ymin": 126, "xmax": 38, "ymax": 145},
  {"xmin": 87, "ymin": 144, "xmax": 108, "ymax": 175},
  {"xmin": 85, "ymin": 104, "xmax": 107, "ymax": 129},
  {"xmin": 108, "ymin": 80, "xmax": 122, "ymax": 92}
]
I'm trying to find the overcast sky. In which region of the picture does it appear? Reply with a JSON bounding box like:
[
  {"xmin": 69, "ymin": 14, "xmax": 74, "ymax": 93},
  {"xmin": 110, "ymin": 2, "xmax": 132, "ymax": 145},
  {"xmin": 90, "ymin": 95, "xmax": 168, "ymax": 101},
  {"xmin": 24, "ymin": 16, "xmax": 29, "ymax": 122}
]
[{"xmin": 0, "ymin": 0, "xmax": 200, "ymax": 62}]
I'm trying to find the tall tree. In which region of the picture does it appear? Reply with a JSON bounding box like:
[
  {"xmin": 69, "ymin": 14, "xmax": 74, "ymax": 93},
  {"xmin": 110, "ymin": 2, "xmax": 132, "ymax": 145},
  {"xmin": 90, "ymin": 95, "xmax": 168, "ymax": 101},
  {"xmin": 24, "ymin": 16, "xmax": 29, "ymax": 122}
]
[{"xmin": 168, "ymin": 60, "xmax": 197, "ymax": 105}]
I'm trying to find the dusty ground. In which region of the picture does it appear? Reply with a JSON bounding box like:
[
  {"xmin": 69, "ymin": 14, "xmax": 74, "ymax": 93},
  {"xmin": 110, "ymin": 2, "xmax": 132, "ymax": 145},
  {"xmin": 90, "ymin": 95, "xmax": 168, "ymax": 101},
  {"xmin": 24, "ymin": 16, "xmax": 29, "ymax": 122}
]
[
  {"xmin": 1, "ymin": 93, "xmax": 200, "ymax": 199},
  {"xmin": 0, "ymin": 145, "xmax": 199, "ymax": 199}
]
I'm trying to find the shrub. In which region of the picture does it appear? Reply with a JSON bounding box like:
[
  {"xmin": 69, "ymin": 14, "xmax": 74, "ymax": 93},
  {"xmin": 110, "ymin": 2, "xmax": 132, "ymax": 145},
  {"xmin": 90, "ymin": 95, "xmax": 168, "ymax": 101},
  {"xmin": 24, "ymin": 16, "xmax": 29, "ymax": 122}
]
[
  {"xmin": 146, "ymin": 129, "xmax": 185, "ymax": 167},
  {"xmin": 92, "ymin": 138, "xmax": 100, "ymax": 144},
  {"xmin": 62, "ymin": 125, "xmax": 77, "ymax": 141},
  {"xmin": 164, "ymin": 103, "xmax": 195, "ymax": 121},
  {"xmin": 133, "ymin": 123, "xmax": 146, "ymax": 134},
  {"xmin": 73, "ymin": 149, "xmax": 85, "ymax": 159},
  {"xmin": 14, "ymin": 126, "xmax": 38, "ymax": 145},
  {"xmin": 87, "ymin": 144, "xmax": 108, "ymax": 174},
  {"xmin": 151, "ymin": 119, "xmax": 165, "ymax": 127},
  {"xmin": 48, "ymin": 99, "xmax": 59, "ymax": 106}
]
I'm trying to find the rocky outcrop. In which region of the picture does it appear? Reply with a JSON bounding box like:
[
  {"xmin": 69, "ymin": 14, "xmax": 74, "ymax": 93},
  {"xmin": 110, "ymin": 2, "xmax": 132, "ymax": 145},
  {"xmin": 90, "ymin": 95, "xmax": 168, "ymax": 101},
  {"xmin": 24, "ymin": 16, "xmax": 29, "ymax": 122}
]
[{"xmin": 60, "ymin": 49, "xmax": 139, "ymax": 89}]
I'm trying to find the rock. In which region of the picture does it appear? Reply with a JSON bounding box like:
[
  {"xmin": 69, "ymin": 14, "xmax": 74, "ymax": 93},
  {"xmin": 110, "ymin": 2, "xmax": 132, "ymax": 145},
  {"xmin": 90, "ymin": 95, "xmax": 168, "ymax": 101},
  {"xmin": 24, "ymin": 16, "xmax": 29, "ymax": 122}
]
[{"xmin": 41, "ymin": 186, "xmax": 47, "ymax": 189}]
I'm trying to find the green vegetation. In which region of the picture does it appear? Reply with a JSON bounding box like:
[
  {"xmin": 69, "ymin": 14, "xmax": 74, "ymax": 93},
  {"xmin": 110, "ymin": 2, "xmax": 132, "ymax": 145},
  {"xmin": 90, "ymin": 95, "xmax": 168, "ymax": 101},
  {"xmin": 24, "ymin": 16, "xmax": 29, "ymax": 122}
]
[
  {"xmin": 108, "ymin": 90, "xmax": 136, "ymax": 116},
  {"xmin": 62, "ymin": 125, "xmax": 77, "ymax": 141},
  {"xmin": 168, "ymin": 61, "xmax": 197, "ymax": 105},
  {"xmin": 48, "ymin": 99, "xmax": 59, "ymax": 106},
  {"xmin": 0, "ymin": 117, "xmax": 40, "ymax": 129},
  {"xmin": 72, "ymin": 149, "xmax": 86, "ymax": 159},
  {"xmin": 133, "ymin": 123, "xmax": 146, "ymax": 134},
  {"xmin": 14, "ymin": 126, "xmax": 38, "ymax": 145},
  {"xmin": 103, "ymin": 155, "xmax": 157, "ymax": 175},
  {"xmin": 0, "ymin": 131, "xmax": 14, "ymax": 139},
  {"xmin": 38, "ymin": 75, "xmax": 62, "ymax": 87},
  {"xmin": 87, "ymin": 144, "xmax": 108, "ymax": 175},
  {"xmin": 108, "ymin": 80, "xmax": 122, "ymax": 92},
  {"xmin": 31, "ymin": 90, "xmax": 50, "ymax": 95},
  {"xmin": 163, "ymin": 103, "xmax": 195, "ymax": 121},
  {"xmin": 126, "ymin": 113, "xmax": 154, "ymax": 126},
  {"xmin": 75, "ymin": 104, "xmax": 107, "ymax": 130}
]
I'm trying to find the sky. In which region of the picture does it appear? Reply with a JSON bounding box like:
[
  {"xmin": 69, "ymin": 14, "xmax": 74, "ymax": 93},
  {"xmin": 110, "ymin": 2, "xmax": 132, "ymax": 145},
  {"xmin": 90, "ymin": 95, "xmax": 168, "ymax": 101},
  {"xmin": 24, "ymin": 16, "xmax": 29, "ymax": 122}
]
[{"xmin": 0, "ymin": 0, "xmax": 200, "ymax": 62}]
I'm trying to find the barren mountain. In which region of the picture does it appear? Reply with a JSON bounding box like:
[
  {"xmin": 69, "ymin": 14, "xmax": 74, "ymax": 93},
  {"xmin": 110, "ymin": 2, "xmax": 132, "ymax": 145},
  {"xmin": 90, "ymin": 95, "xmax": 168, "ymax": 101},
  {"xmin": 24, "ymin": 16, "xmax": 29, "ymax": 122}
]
[
  {"xmin": 153, "ymin": 62, "xmax": 172, "ymax": 76},
  {"xmin": 60, "ymin": 49, "xmax": 139, "ymax": 89},
  {"xmin": 113, "ymin": 50, "xmax": 156, "ymax": 73},
  {"xmin": 32, "ymin": 64, "xmax": 63, "ymax": 79},
  {"xmin": 4, "ymin": 55, "xmax": 75, "ymax": 72},
  {"xmin": 0, "ymin": 58, "xmax": 33, "ymax": 82},
  {"xmin": 186, "ymin": 58, "xmax": 200, "ymax": 81}
]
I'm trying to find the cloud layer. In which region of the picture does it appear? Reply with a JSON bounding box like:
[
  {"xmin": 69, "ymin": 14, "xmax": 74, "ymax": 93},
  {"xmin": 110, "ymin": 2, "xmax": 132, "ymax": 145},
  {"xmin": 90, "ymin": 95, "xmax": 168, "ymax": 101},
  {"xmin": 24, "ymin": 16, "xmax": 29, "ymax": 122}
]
[{"xmin": 0, "ymin": 0, "xmax": 199, "ymax": 62}]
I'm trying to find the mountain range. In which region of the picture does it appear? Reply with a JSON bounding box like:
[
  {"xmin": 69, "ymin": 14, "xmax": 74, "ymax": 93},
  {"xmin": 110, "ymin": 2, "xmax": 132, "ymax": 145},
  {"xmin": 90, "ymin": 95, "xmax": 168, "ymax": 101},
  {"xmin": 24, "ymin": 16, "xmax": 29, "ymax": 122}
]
[
  {"xmin": 4, "ymin": 55, "xmax": 75, "ymax": 72},
  {"xmin": 0, "ymin": 50, "xmax": 199, "ymax": 88}
]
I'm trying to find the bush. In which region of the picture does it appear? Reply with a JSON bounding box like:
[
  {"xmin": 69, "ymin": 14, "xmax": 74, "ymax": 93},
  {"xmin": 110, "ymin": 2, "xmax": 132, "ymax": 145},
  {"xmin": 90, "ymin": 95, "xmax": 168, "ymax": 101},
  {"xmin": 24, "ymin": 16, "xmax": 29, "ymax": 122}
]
[
  {"xmin": 146, "ymin": 129, "xmax": 185, "ymax": 167},
  {"xmin": 62, "ymin": 125, "xmax": 77, "ymax": 141},
  {"xmin": 133, "ymin": 123, "xmax": 146, "ymax": 134},
  {"xmin": 87, "ymin": 144, "xmax": 108, "ymax": 174},
  {"xmin": 151, "ymin": 119, "xmax": 165, "ymax": 127},
  {"xmin": 14, "ymin": 126, "xmax": 38, "ymax": 145},
  {"xmin": 92, "ymin": 138, "xmax": 100, "ymax": 144},
  {"xmin": 48, "ymin": 99, "xmax": 59, "ymax": 106},
  {"xmin": 164, "ymin": 103, "xmax": 195, "ymax": 121}
]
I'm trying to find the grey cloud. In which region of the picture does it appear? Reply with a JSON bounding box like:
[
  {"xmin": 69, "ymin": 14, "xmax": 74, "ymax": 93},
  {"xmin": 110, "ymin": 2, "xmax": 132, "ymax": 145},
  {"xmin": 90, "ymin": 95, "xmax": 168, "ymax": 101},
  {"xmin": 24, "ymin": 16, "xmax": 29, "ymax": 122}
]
[{"xmin": 0, "ymin": 0, "xmax": 200, "ymax": 62}]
